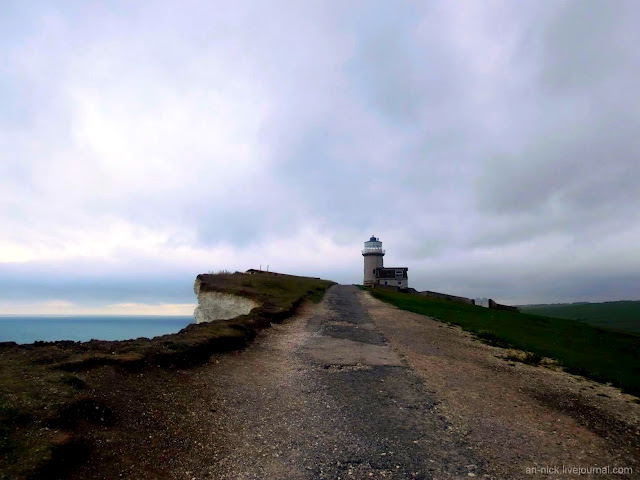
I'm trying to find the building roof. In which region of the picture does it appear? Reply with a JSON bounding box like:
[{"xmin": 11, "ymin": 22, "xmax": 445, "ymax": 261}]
[{"xmin": 245, "ymin": 269, "xmax": 279, "ymax": 275}]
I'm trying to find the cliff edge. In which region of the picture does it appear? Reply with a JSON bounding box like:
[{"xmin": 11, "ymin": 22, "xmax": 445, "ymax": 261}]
[{"xmin": 193, "ymin": 276, "xmax": 259, "ymax": 323}]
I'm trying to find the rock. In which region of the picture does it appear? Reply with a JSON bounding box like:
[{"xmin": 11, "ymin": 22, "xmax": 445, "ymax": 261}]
[{"xmin": 193, "ymin": 290, "xmax": 259, "ymax": 323}]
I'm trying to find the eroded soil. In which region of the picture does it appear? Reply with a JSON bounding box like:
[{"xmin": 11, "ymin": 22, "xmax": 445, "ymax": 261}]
[{"xmin": 66, "ymin": 286, "xmax": 639, "ymax": 479}]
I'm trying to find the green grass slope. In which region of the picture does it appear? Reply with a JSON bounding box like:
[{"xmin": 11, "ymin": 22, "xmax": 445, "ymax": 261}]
[
  {"xmin": 367, "ymin": 288, "xmax": 640, "ymax": 397},
  {"xmin": 520, "ymin": 301, "xmax": 640, "ymax": 334}
]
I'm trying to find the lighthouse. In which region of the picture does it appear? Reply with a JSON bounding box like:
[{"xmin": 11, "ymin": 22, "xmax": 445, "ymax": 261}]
[
  {"xmin": 362, "ymin": 235, "xmax": 409, "ymax": 288},
  {"xmin": 362, "ymin": 235, "xmax": 385, "ymax": 286}
]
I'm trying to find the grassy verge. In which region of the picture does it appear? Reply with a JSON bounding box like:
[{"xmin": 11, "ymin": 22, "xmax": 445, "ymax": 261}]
[
  {"xmin": 366, "ymin": 287, "xmax": 640, "ymax": 397},
  {"xmin": 0, "ymin": 272, "xmax": 334, "ymax": 479}
]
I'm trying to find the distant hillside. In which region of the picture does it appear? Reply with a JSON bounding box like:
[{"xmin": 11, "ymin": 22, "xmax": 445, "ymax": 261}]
[{"xmin": 520, "ymin": 301, "xmax": 640, "ymax": 334}]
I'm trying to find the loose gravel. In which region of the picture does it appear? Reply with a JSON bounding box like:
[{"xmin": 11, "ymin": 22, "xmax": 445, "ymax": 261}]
[{"xmin": 67, "ymin": 286, "xmax": 639, "ymax": 479}]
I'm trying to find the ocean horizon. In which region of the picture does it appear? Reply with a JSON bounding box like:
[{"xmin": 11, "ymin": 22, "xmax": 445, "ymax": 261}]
[{"xmin": 0, "ymin": 315, "xmax": 194, "ymax": 344}]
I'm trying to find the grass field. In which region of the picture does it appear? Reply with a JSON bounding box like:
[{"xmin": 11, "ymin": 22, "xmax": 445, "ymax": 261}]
[
  {"xmin": 0, "ymin": 272, "xmax": 334, "ymax": 479},
  {"xmin": 366, "ymin": 288, "xmax": 640, "ymax": 397},
  {"xmin": 197, "ymin": 271, "xmax": 332, "ymax": 307},
  {"xmin": 520, "ymin": 301, "xmax": 640, "ymax": 334}
]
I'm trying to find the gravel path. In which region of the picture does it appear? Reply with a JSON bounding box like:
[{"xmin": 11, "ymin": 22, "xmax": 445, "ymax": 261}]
[
  {"xmin": 360, "ymin": 289, "xmax": 640, "ymax": 479},
  {"xmin": 179, "ymin": 285, "xmax": 481, "ymax": 479},
  {"xmin": 70, "ymin": 286, "xmax": 639, "ymax": 479}
]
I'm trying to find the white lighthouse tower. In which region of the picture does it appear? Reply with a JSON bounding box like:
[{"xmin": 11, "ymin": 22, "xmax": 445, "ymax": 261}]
[{"xmin": 362, "ymin": 235, "xmax": 385, "ymax": 286}]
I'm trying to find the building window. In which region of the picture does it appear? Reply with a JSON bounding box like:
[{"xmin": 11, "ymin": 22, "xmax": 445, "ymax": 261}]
[
  {"xmin": 384, "ymin": 281, "xmax": 387, "ymax": 285},
  {"xmin": 398, "ymin": 281, "xmax": 401, "ymax": 285}
]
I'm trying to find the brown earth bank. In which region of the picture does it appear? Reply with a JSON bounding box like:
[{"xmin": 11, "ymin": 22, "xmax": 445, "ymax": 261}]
[
  {"xmin": 0, "ymin": 273, "xmax": 333, "ymax": 479},
  {"xmin": 5, "ymin": 285, "xmax": 638, "ymax": 479}
]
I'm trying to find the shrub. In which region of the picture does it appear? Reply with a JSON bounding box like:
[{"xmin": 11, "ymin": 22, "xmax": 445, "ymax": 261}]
[{"xmin": 475, "ymin": 330, "xmax": 512, "ymax": 348}]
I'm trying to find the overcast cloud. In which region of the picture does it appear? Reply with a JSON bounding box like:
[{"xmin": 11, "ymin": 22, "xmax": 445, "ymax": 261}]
[{"xmin": 1, "ymin": 0, "xmax": 639, "ymax": 313}]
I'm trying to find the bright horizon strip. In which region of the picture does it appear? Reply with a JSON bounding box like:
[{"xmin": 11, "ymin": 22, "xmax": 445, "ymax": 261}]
[{"xmin": 0, "ymin": 301, "xmax": 197, "ymax": 316}]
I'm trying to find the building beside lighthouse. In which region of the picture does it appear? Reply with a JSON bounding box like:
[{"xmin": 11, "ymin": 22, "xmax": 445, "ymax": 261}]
[{"xmin": 362, "ymin": 235, "xmax": 408, "ymax": 288}]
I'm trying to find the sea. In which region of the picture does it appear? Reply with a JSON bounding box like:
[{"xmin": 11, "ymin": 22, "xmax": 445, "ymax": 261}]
[{"xmin": 0, "ymin": 315, "xmax": 194, "ymax": 344}]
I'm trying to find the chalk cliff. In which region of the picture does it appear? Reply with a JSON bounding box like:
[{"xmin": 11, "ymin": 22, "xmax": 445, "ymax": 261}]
[{"xmin": 193, "ymin": 276, "xmax": 259, "ymax": 323}]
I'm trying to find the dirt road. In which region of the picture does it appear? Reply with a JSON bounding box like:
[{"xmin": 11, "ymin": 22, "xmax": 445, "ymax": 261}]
[{"xmin": 72, "ymin": 286, "xmax": 639, "ymax": 479}]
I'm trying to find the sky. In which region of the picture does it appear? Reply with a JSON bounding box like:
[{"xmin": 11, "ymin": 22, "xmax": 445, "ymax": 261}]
[{"xmin": 1, "ymin": 0, "xmax": 639, "ymax": 314}]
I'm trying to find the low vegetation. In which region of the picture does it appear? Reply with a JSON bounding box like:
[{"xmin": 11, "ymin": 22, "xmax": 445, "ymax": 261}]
[
  {"xmin": 0, "ymin": 272, "xmax": 334, "ymax": 479},
  {"xmin": 504, "ymin": 351, "xmax": 543, "ymax": 366},
  {"xmin": 520, "ymin": 300, "xmax": 640, "ymax": 334},
  {"xmin": 366, "ymin": 287, "xmax": 640, "ymax": 397}
]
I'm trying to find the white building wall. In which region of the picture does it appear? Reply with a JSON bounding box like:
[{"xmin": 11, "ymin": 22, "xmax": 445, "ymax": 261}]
[
  {"xmin": 363, "ymin": 254, "xmax": 384, "ymax": 285},
  {"xmin": 377, "ymin": 278, "xmax": 408, "ymax": 288}
]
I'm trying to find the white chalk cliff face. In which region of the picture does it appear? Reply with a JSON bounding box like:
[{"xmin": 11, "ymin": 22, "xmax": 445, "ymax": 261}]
[{"xmin": 193, "ymin": 278, "xmax": 259, "ymax": 323}]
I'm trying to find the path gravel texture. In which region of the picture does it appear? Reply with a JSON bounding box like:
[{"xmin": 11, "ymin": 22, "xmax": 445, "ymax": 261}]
[{"xmin": 71, "ymin": 285, "xmax": 639, "ymax": 479}]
